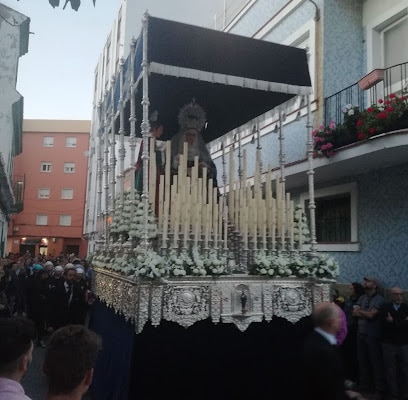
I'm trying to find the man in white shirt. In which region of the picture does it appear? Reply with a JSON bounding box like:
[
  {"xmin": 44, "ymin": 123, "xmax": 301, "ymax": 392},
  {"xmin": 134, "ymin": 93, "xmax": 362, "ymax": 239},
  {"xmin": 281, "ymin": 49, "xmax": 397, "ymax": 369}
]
[{"xmin": 0, "ymin": 317, "xmax": 35, "ymax": 400}]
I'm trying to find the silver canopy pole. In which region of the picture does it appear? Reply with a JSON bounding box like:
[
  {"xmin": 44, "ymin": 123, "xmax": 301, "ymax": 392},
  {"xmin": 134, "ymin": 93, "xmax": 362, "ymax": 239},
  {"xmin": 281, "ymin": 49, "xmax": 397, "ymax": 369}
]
[{"xmin": 141, "ymin": 12, "xmax": 151, "ymax": 250}]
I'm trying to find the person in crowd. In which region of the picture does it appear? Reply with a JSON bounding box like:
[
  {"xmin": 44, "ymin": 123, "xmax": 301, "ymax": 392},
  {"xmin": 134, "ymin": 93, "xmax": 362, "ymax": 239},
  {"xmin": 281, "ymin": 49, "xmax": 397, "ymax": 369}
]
[
  {"xmin": 52, "ymin": 265, "xmax": 64, "ymax": 282},
  {"xmin": 0, "ymin": 317, "xmax": 36, "ymax": 399},
  {"xmin": 75, "ymin": 267, "xmax": 89, "ymax": 325},
  {"xmin": 171, "ymin": 100, "xmax": 218, "ymax": 187},
  {"xmin": 82, "ymin": 259, "xmax": 93, "ymax": 288},
  {"xmin": 331, "ymin": 288, "xmax": 348, "ymax": 346},
  {"xmin": 301, "ymin": 302, "xmax": 366, "ymax": 400},
  {"xmin": 353, "ymin": 277, "xmax": 386, "ymax": 400},
  {"xmin": 49, "ymin": 264, "xmax": 85, "ymax": 329},
  {"xmin": 44, "ymin": 261, "xmax": 54, "ymax": 274},
  {"xmin": 379, "ymin": 287, "xmax": 408, "ymax": 400},
  {"xmin": 342, "ymin": 282, "xmax": 365, "ymax": 385},
  {"xmin": 0, "ymin": 263, "xmax": 17, "ymax": 315},
  {"xmin": 25, "ymin": 265, "xmax": 50, "ymax": 347},
  {"xmin": 43, "ymin": 325, "xmax": 102, "ymax": 400},
  {"xmin": 0, "ymin": 284, "xmax": 10, "ymax": 317}
]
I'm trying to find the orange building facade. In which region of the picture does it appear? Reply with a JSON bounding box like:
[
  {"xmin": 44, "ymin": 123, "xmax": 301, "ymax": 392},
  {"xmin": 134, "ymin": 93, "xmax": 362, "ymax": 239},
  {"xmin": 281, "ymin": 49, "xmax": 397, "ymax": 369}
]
[{"xmin": 7, "ymin": 120, "xmax": 90, "ymax": 258}]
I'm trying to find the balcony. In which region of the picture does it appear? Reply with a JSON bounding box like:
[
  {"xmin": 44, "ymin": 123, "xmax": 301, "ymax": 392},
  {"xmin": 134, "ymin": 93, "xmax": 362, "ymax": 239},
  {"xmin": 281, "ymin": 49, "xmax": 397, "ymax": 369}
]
[
  {"xmin": 10, "ymin": 175, "xmax": 25, "ymax": 214},
  {"xmin": 317, "ymin": 62, "xmax": 408, "ymax": 158},
  {"xmin": 325, "ymin": 62, "xmax": 408, "ymax": 127}
]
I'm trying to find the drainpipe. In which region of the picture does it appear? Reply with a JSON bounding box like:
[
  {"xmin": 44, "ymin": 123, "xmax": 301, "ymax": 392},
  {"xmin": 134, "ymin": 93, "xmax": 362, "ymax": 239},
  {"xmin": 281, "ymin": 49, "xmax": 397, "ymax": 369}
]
[{"xmin": 308, "ymin": 0, "xmax": 320, "ymax": 21}]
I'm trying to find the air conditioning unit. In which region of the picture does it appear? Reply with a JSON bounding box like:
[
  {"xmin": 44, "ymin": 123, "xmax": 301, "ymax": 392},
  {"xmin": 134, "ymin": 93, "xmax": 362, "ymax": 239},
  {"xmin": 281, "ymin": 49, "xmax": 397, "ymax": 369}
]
[{"xmin": 13, "ymin": 226, "xmax": 19, "ymax": 232}]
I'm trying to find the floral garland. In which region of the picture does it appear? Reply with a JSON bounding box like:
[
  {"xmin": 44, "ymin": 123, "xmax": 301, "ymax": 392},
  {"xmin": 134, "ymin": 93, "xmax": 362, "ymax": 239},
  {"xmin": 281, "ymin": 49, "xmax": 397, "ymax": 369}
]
[{"xmin": 252, "ymin": 250, "xmax": 339, "ymax": 279}]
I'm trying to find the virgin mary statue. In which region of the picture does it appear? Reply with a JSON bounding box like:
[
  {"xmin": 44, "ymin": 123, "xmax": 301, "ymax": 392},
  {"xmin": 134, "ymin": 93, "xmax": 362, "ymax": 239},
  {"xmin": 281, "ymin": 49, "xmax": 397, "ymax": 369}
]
[{"xmin": 170, "ymin": 100, "xmax": 218, "ymax": 187}]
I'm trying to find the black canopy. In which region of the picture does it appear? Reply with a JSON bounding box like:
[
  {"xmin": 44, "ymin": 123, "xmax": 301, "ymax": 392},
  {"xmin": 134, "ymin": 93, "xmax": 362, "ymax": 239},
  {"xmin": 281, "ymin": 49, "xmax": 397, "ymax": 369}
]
[{"xmin": 116, "ymin": 15, "xmax": 311, "ymax": 142}]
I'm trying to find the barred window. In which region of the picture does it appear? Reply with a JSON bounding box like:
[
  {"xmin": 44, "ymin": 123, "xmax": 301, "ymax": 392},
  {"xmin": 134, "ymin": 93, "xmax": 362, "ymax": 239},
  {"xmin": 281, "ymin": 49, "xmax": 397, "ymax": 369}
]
[{"xmin": 314, "ymin": 194, "xmax": 351, "ymax": 242}]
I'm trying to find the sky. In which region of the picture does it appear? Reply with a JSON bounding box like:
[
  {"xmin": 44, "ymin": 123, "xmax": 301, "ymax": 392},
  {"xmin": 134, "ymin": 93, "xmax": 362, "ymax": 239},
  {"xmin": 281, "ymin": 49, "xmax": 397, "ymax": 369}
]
[{"xmin": 3, "ymin": 0, "xmax": 224, "ymax": 121}]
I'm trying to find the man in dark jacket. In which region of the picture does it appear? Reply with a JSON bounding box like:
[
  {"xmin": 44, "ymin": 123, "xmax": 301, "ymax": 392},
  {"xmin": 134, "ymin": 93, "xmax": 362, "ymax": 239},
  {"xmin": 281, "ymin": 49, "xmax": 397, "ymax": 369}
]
[
  {"xmin": 302, "ymin": 302, "xmax": 365, "ymax": 400},
  {"xmin": 49, "ymin": 264, "xmax": 85, "ymax": 329},
  {"xmin": 380, "ymin": 287, "xmax": 408, "ymax": 400}
]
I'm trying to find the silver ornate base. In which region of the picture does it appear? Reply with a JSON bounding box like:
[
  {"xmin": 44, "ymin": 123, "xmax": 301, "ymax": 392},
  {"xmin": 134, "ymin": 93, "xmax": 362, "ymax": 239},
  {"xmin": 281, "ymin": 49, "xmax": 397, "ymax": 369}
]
[{"xmin": 93, "ymin": 268, "xmax": 332, "ymax": 334}]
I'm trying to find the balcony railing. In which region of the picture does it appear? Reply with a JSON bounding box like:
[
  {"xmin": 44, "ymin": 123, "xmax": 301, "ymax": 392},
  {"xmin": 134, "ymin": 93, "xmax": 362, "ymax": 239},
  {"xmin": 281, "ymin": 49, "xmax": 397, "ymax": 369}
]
[
  {"xmin": 11, "ymin": 175, "xmax": 25, "ymax": 213},
  {"xmin": 325, "ymin": 62, "xmax": 408, "ymax": 126}
]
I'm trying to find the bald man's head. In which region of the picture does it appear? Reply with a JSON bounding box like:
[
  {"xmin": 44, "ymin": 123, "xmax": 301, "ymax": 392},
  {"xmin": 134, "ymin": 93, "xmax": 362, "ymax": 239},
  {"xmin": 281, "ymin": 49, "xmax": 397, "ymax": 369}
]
[{"xmin": 312, "ymin": 302, "xmax": 341, "ymax": 335}]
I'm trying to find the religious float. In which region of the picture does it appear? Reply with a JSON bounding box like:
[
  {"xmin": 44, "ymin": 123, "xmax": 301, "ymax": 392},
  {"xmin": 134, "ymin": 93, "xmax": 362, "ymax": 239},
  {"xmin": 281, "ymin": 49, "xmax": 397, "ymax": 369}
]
[{"xmin": 88, "ymin": 13, "xmax": 340, "ymax": 400}]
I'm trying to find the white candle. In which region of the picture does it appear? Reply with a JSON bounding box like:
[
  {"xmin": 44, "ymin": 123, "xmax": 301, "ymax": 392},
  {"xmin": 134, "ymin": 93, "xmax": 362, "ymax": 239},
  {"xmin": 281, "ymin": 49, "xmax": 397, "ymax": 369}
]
[
  {"xmin": 162, "ymin": 198, "xmax": 169, "ymax": 246},
  {"xmin": 271, "ymin": 198, "xmax": 276, "ymax": 250},
  {"xmin": 213, "ymin": 188, "xmax": 218, "ymax": 248},
  {"xmin": 149, "ymin": 137, "xmax": 156, "ymax": 207},
  {"xmin": 224, "ymin": 205, "xmax": 228, "ymax": 250},
  {"xmin": 158, "ymin": 174, "xmax": 164, "ymax": 226},
  {"xmin": 289, "ymin": 200, "xmax": 295, "ymax": 251}
]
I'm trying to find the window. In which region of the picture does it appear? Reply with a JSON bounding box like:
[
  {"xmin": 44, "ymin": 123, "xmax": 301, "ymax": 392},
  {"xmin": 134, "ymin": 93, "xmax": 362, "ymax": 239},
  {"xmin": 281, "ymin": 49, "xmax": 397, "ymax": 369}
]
[
  {"xmin": 61, "ymin": 188, "xmax": 73, "ymax": 199},
  {"xmin": 367, "ymin": 4, "xmax": 408, "ymax": 98},
  {"xmin": 38, "ymin": 188, "xmax": 50, "ymax": 199},
  {"xmin": 313, "ymin": 195, "xmax": 351, "ymax": 242},
  {"xmin": 66, "ymin": 137, "xmax": 77, "ymax": 148},
  {"xmin": 64, "ymin": 162, "xmax": 75, "ymax": 173},
  {"xmin": 41, "ymin": 162, "xmax": 52, "ymax": 172},
  {"xmin": 43, "ymin": 137, "xmax": 54, "ymax": 147},
  {"xmin": 300, "ymin": 183, "xmax": 359, "ymax": 251},
  {"xmin": 59, "ymin": 215, "xmax": 72, "ymax": 226},
  {"xmin": 36, "ymin": 214, "xmax": 48, "ymax": 225},
  {"xmin": 382, "ymin": 15, "xmax": 408, "ymax": 69}
]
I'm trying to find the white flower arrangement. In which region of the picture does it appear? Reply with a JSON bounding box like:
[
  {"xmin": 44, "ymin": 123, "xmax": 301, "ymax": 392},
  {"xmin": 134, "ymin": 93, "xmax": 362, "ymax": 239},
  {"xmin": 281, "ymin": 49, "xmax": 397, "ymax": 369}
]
[
  {"xmin": 132, "ymin": 250, "xmax": 167, "ymax": 279},
  {"xmin": 293, "ymin": 204, "xmax": 310, "ymax": 245},
  {"xmin": 191, "ymin": 247, "xmax": 207, "ymax": 276},
  {"xmin": 252, "ymin": 250, "xmax": 339, "ymax": 279},
  {"xmin": 305, "ymin": 252, "xmax": 340, "ymax": 279},
  {"xmin": 203, "ymin": 249, "xmax": 226, "ymax": 275},
  {"xmin": 167, "ymin": 249, "xmax": 192, "ymax": 276}
]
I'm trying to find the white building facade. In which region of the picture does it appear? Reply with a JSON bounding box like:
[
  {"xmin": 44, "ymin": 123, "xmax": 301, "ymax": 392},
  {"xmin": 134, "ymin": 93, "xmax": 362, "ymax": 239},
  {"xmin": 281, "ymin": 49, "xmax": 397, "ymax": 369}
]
[{"xmin": 0, "ymin": 4, "xmax": 30, "ymax": 257}]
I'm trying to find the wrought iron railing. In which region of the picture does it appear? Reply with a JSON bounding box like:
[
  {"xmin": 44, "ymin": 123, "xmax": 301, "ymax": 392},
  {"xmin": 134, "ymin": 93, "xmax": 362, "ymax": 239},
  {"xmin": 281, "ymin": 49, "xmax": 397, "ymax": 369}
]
[
  {"xmin": 325, "ymin": 62, "xmax": 408, "ymax": 126},
  {"xmin": 11, "ymin": 175, "xmax": 25, "ymax": 213}
]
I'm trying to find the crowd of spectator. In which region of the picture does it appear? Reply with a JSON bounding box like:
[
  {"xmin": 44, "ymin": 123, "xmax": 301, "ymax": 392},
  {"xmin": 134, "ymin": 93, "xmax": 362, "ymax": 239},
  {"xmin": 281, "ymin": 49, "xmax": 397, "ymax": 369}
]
[{"xmin": 0, "ymin": 252, "xmax": 94, "ymax": 346}]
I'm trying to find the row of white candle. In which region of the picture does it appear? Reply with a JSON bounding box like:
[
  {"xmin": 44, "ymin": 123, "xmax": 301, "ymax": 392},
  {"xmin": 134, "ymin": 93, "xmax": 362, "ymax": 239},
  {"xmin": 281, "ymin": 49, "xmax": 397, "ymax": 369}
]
[
  {"xmin": 148, "ymin": 139, "xmax": 301, "ymax": 251},
  {"xmin": 153, "ymin": 141, "xmax": 227, "ymax": 249}
]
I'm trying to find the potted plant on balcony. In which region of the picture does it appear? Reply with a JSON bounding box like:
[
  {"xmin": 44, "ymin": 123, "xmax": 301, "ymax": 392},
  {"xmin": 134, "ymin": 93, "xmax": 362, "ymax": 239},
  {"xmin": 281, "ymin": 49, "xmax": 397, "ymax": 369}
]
[
  {"xmin": 356, "ymin": 93, "xmax": 408, "ymax": 140},
  {"xmin": 332, "ymin": 104, "xmax": 361, "ymax": 147},
  {"xmin": 312, "ymin": 121, "xmax": 336, "ymax": 158}
]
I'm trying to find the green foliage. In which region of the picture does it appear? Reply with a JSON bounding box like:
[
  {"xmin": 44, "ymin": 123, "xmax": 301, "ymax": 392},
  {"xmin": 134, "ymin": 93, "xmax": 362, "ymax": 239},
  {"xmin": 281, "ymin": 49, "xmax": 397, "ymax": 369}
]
[{"xmin": 47, "ymin": 0, "xmax": 96, "ymax": 11}]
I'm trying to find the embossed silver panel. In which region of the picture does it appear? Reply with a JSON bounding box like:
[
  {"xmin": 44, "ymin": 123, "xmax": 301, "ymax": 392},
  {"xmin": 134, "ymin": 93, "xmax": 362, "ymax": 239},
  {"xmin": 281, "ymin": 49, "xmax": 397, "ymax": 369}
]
[{"xmin": 93, "ymin": 269, "xmax": 333, "ymax": 334}]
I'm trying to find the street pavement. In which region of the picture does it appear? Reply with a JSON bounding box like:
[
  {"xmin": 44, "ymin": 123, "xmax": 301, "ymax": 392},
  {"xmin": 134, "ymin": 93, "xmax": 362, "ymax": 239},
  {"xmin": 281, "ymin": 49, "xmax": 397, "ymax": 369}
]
[
  {"xmin": 21, "ymin": 339, "xmax": 92, "ymax": 400},
  {"xmin": 21, "ymin": 345, "xmax": 47, "ymax": 400}
]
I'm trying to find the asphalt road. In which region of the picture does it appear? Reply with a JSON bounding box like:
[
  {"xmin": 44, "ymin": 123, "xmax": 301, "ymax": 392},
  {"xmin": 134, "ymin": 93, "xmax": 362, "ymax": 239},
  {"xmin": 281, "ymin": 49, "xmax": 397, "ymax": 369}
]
[
  {"xmin": 21, "ymin": 340, "xmax": 92, "ymax": 400},
  {"xmin": 21, "ymin": 345, "xmax": 47, "ymax": 400}
]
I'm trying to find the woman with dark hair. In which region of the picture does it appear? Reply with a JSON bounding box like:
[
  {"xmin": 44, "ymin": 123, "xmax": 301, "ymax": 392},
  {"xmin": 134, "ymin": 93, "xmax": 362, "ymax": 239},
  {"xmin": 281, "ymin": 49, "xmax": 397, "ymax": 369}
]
[{"xmin": 342, "ymin": 282, "xmax": 365, "ymax": 385}]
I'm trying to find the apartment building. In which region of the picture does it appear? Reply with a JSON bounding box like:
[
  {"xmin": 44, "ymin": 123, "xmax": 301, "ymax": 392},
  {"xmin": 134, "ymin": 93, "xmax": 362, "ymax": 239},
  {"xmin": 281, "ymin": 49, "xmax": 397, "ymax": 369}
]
[{"xmin": 7, "ymin": 119, "xmax": 90, "ymax": 258}]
